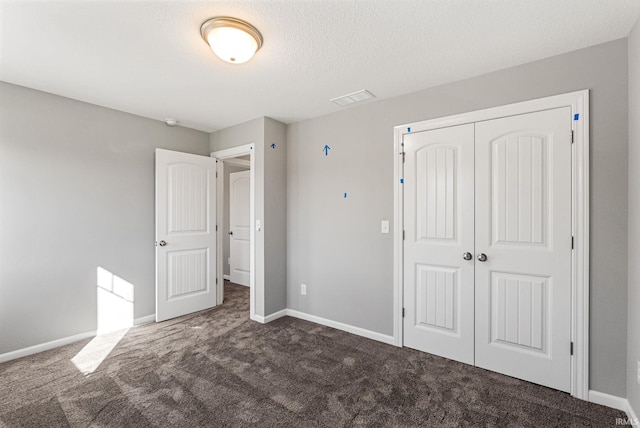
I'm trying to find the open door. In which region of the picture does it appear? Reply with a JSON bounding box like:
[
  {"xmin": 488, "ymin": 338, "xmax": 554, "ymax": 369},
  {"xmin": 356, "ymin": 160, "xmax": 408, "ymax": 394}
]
[{"xmin": 155, "ymin": 149, "xmax": 217, "ymax": 322}]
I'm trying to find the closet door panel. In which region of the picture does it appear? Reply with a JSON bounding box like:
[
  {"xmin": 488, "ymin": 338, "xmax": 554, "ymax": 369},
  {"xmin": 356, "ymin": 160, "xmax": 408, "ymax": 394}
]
[
  {"xmin": 474, "ymin": 107, "xmax": 572, "ymax": 392},
  {"xmin": 403, "ymin": 124, "xmax": 475, "ymax": 364}
]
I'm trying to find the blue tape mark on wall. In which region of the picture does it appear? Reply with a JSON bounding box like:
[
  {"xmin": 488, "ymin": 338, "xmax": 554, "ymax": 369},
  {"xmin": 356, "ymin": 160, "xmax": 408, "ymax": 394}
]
[
  {"xmin": 270, "ymin": 143, "xmax": 276, "ymax": 149},
  {"xmin": 574, "ymin": 114, "xmax": 580, "ymax": 120},
  {"xmin": 344, "ymin": 193, "xmax": 347, "ymax": 198},
  {"xmin": 323, "ymin": 145, "xmax": 331, "ymax": 156},
  {"xmin": 407, "ymin": 127, "xmax": 411, "ymax": 133},
  {"xmin": 400, "ymin": 178, "xmax": 404, "ymax": 184}
]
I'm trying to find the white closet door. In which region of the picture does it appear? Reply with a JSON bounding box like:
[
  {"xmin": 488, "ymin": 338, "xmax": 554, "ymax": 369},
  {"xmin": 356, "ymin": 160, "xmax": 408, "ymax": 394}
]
[
  {"xmin": 474, "ymin": 107, "xmax": 572, "ymax": 392},
  {"xmin": 155, "ymin": 149, "xmax": 217, "ymax": 322},
  {"xmin": 229, "ymin": 170, "xmax": 250, "ymax": 286},
  {"xmin": 403, "ymin": 124, "xmax": 475, "ymax": 364}
]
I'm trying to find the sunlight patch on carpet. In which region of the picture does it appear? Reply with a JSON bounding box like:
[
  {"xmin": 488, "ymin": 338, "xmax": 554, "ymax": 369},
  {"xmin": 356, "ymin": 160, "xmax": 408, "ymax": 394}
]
[{"xmin": 71, "ymin": 328, "xmax": 128, "ymax": 375}]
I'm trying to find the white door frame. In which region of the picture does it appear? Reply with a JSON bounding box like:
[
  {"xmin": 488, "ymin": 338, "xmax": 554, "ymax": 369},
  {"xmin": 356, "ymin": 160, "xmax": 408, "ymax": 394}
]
[
  {"xmin": 211, "ymin": 144, "xmax": 256, "ymax": 319},
  {"xmin": 393, "ymin": 90, "xmax": 590, "ymax": 400}
]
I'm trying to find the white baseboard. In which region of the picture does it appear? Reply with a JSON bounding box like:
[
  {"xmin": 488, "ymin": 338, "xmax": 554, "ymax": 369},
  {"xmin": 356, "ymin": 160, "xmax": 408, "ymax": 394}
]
[
  {"xmin": 627, "ymin": 400, "xmax": 640, "ymax": 426},
  {"xmin": 589, "ymin": 390, "xmax": 627, "ymax": 411},
  {"xmin": 223, "ymin": 275, "xmax": 250, "ymax": 287},
  {"xmin": 0, "ymin": 315, "xmax": 156, "ymax": 365},
  {"xmin": 252, "ymin": 309, "xmax": 287, "ymax": 324},
  {"xmin": 251, "ymin": 308, "xmax": 395, "ymax": 347},
  {"xmin": 134, "ymin": 314, "xmax": 155, "ymax": 326},
  {"xmin": 285, "ymin": 309, "xmax": 396, "ymax": 346},
  {"xmin": 265, "ymin": 309, "xmax": 288, "ymax": 322},
  {"xmin": 589, "ymin": 390, "xmax": 639, "ymax": 425},
  {"xmin": 0, "ymin": 309, "xmax": 395, "ymax": 365},
  {"xmin": 0, "ymin": 330, "xmax": 96, "ymax": 364}
]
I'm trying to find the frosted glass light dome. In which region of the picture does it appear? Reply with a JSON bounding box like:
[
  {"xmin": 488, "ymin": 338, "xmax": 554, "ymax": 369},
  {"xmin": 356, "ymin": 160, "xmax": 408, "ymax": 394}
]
[{"xmin": 200, "ymin": 17, "xmax": 263, "ymax": 64}]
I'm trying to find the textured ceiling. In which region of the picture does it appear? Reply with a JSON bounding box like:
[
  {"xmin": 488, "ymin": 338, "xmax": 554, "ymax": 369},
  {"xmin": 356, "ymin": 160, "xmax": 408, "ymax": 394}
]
[{"xmin": 1, "ymin": 0, "xmax": 639, "ymax": 132}]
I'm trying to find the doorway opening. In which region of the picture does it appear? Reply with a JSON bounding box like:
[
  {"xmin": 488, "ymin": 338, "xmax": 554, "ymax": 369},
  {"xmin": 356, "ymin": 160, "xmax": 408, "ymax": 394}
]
[
  {"xmin": 211, "ymin": 145, "xmax": 256, "ymax": 319},
  {"xmin": 224, "ymin": 159, "xmax": 250, "ymax": 297}
]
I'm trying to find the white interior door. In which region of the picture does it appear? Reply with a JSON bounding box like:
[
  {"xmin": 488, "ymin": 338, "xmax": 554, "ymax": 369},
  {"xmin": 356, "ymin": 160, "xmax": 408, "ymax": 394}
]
[
  {"xmin": 229, "ymin": 170, "xmax": 250, "ymax": 286},
  {"xmin": 403, "ymin": 124, "xmax": 475, "ymax": 364},
  {"xmin": 155, "ymin": 148, "xmax": 217, "ymax": 322},
  {"xmin": 474, "ymin": 107, "xmax": 572, "ymax": 392}
]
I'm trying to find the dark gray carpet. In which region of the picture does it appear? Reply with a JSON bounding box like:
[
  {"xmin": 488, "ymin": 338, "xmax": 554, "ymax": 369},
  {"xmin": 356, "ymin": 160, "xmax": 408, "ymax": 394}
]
[{"xmin": 0, "ymin": 282, "xmax": 624, "ymax": 427}]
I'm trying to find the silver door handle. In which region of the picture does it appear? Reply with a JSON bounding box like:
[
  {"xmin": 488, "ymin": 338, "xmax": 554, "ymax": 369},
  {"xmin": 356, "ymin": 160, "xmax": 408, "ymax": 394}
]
[
  {"xmin": 158, "ymin": 240, "xmax": 167, "ymax": 247},
  {"xmin": 463, "ymin": 252, "xmax": 472, "ymax": 260},
  {"xmin": 477, "ymin": 253, "xmax": 487, "ymax": 262}
]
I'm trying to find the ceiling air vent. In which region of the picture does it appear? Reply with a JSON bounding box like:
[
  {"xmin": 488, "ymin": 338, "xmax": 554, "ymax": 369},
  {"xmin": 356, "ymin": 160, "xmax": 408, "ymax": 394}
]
[{"xmin": 330, "ymin": 89, "xmax": 375, "ymax": 107}]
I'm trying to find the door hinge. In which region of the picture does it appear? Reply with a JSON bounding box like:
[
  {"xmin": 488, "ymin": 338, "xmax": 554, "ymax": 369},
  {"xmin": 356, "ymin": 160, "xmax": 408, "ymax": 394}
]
[
  {"xmin": 402, "ymin": 152, "xmax": 405, "ymax": 163},
  {"xmin": 216, "ymin": 172, "xmax": 218, "ymax": 178},
  {"xmin": 216, "ymin": 277, "xmax": 218, "ymax": 284},
  {"xmin": 402, "ymin": 308, "xmax": 405, "ymax": 318},
  {"xmin": 403, "ymin": 230, "xmax": 405, "ymax": 240},
  {"xmin": 570, "ymin": 341, "xmax": 574, "ymax": 355},
  {"xmin": 571, "ymin": 130, "xmax": 574, "ymax": 144},
  {"xmin": 571, "ymin": 236, "xmax": 574, "ymax": 249},
  {"xmin": 216, "ymin": 225, "xmax": 218, "ymax": 232}
]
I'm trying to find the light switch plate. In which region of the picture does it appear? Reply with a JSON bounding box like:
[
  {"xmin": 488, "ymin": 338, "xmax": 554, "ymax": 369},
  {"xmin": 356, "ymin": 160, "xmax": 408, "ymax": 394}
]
[{"xmin": 381, "ymin": 220, "xmax": 390, "ymax": 234}]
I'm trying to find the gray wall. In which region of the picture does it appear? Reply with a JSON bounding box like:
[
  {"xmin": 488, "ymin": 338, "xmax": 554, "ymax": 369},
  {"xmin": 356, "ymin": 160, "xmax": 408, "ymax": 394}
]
[
  {"xmin": 264, "ymin": 118, "xmax": 287, "ymax": 314},
  {"xmin": 210, "ymin": 117, "xmax": 287, "ymax": 317},
  {"xmin": 286, "ymin": 39, "xmax": 629, "ymax": 396},
  {"xmin": 223, "ymin": 163, "xmax": 249, "ymax": 278},
  {"xmin": 210, "ymin": 118, "xmax": 264, "ymax": 152},
  {"xmin": 0, "ymin": 82, "xmax": 210, "ymax": 354},
  {"xmin": 628, "ymin": 18, "xmax": 640, "ymax": 416}
]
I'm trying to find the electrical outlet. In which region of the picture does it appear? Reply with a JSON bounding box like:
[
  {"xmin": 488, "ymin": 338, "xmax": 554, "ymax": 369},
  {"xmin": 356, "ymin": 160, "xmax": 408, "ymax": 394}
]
[
  {"xmin": 301, "ymin": 283, "xmax": 307, "ymax": 295},
  {"xmin": 637, "ymin": 360, "xmax": 640, "ymax": 385}
]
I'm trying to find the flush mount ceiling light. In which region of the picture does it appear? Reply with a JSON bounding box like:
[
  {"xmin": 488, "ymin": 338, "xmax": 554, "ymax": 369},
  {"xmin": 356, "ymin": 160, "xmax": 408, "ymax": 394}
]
[{"xmin": 200, "ymin": 16, "xmax": 263, "ymax": 64}]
